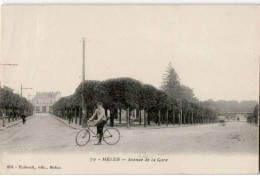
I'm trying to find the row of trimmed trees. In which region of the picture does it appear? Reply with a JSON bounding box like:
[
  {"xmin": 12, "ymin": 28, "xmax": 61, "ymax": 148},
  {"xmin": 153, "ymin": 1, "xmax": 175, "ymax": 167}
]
[
  {"xmin": 247, "ymin": 104, "xmax": 259, "ymax": 124},
  {"xmin": 53, "ymin": 78, "xmax": 217, "ymax": 127},
  {"xmin": 0, "ymin": 86, "xmax": 34, "ymax": 124}
]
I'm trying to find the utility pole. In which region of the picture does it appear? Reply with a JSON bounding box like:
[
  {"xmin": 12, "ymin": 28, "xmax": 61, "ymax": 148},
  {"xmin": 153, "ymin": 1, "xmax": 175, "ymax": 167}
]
[
  {"xmin": 81, "ymin": 38, "xmax": 86, "ymax": 121},
  {"xmin": 82, "ymin": 38, "xmax": 85, "ymax": 81},
  {"xmin": 0, "ymin": 63, "xmax": 18, "ymax": 66},
  {"xmin": 0, "ymin": 63, "xmax": 18, "ymax": 89},
  {"xmin": 20, "ymin": 84, "xmax": 32, "ymax": 98},
  {"xmin": 258, "ymin": 55, "xmax": 260, "ymax": 126}
]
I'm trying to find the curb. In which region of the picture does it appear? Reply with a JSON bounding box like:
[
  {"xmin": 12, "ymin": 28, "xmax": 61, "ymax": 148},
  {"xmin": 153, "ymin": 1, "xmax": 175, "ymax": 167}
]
[
  {"xmin": 51, "ymin": 115, "xmax": 81, "ymax": 130},
  {"xmin": 0, "ymin": 115, "xmax": 34, "ymax": 131}
]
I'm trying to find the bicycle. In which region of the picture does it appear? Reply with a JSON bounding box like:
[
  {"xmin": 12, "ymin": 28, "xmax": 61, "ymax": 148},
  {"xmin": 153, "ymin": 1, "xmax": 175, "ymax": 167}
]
[{"xmin": 76, "ymin": 121, "xmax": 120, "ymax": 146}]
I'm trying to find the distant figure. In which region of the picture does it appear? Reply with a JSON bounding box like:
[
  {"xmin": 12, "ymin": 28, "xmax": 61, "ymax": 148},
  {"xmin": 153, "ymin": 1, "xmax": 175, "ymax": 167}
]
[
  {"xmin": 68, "ymin": 110, "xmax": 72, "ymax": 124},
  {"xmin": 110, "ymin": 116, "xmax": 114, "ymax": 127},
  {"xmin": 237, "ymin": 117, "xmax": 239, "ymax": 121},
  {"xmin": 21, "ymin": 113, "xmax": 26, "ymax": 125},
  {"xmin": 219, "ymin": 120, "xmax": 225, "ymax": 126},
  {"xmin": 156, "ymin": 117, "xmax": 159, "ymax": 125},
  {"xmin": 2, "ymin": 113, "xmax": 6, "ymax": 127}
]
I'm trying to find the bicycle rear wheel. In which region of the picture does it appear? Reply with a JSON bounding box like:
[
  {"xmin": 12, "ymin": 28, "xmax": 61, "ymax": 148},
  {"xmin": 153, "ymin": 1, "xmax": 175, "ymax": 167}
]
[
  {"xmin": 103, "ymin": 128, "xmax": 120, "ymax": 145},
  {"xmin": 76, "ymin": 129, "xmax": 90, "ymax": 146}
]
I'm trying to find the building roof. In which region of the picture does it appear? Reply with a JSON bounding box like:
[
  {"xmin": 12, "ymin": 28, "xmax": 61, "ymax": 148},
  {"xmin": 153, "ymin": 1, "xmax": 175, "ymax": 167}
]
[{"xmin": 33, "ymin": 91, "xmax": 61, "ymax": 99}]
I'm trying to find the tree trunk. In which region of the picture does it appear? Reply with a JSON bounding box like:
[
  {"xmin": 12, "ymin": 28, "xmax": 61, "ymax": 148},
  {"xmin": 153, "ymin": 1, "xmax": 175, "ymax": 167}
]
[
  {"xmin": 172, "ymin": 110, "xmax": 175, "ymax": 125},
  {"xmin": 8, "ymin": 109, "xmax": 10, "ymax": 123},
  {"xmin": 166, "ymin": 109, "xmax": 169, "ymax": 126},
  {"xmin": 127, "ymin": 107, "xmax": 130, "ymax": 128},
  {"xmin": 147, "ymin": 111, "xmax": 150, "ymax": 125},
  {"xmin": 139, "ymin": 110, "xmax": 142, "ymax": 125},
  {"xmin": 71, "ymin": 108, "xmax": 74, "ymax": 123},
  {"xmin": 79, "ymin": 108, "xmax": 82, "ymax": 125},
  {"xmin": 158, "ymin": 109, "xmax": 161, "ymax": 126},
  {"xmin": 187, "ymin": 111, "xmax": 190, "ymax": 124},
  {"xmin": 69, "ymin": 108, "xmax": 71, "ymax": 124},
  {"xmin": 2, "ymin": 110, "xmax": 6, "ymax": 127},
  {"xmin": 75, "ymin": 108, "xmax": 78, "ymax": 124},
  {"xmin": 144, "ymin": 110, "xmax": 147, "ymax": 127},
  {"xmin": 191, "ymin": 111, "xmax": 193, "ymax": 125},
  {"xmin": 119, "ymin": 109, "xmax": 122, "ymax": 124},
  {"xmin": 180, "ymin": 110, "xmax": 182, "ymax": 125},
  {"xmin": 178, "ymin": 112, "xmax": 180, "ymax": 125},
  {"xmin": 129, "ymin": 109, "xmax": 132, "ymax": 126},
  {"xmin": 73, "ymin": 108, "xmax": 76, "ymax": 124},
  {"xmin": 12, "ymin": 108, "xmax": 14, "ymax": 122},
  {"xmin": 105, "ymin": 109, "xmax": 108, "ymax": 118},
  {"xmin": 110, "ymin": 107, "xmax": 115, "ymax": 127}
]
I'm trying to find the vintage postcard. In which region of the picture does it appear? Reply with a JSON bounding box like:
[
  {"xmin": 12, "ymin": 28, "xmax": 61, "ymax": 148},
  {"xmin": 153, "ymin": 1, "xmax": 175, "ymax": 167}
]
[{"xmin": 0, "ymin": 5, "xmax": 259, "ymax": 174}]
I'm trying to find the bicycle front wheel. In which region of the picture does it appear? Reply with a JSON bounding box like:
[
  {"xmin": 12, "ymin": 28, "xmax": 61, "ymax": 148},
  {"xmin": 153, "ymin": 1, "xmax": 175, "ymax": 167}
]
[
  {"xmin": 76, "ymin": 129, "xmax": 90, "ymax": 146},
  {"xmin": 103, "ymin": 128, "xmax": 120, "ymax": 145}
]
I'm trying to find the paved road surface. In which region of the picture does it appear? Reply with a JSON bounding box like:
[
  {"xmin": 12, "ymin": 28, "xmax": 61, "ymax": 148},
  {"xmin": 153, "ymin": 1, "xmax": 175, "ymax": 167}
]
[{"xmin": 0, "ymin": 114, "xmax": 258, "ymax": 155}]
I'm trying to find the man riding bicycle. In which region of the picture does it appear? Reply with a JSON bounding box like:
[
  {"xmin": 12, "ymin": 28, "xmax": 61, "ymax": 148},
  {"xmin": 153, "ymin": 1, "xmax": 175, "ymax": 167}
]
[{"xmin": 87, "ymin": 102, "xmax": 107, "ymax": 145}]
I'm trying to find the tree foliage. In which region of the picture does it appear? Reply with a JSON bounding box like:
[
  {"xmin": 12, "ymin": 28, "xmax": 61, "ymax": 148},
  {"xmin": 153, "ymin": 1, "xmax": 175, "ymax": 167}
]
[
  {"xmin": 53, "ymin": 77, "xmax": 217, "ymax": 124},
  {"xmin": 247, "ymin": 104, "xmax": 259, "ymax": 124},
  {"xmin": 161, "ymin": 62, "xmax": 198, "ymax": 102},
  {"xmin": 161, "ymin": 62, "xmax": 182, "ymax": 100},
  {"xmin": 0, "ymin": 87, "xmax": 34, "ymax": 115},
  {"xmin": 203, "ymin": 99, "xmax": 258, "ymax": 113}
]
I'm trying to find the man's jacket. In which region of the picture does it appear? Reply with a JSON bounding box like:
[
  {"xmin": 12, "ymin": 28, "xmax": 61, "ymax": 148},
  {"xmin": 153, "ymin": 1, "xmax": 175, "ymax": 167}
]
[{"xmin": 89, "ymin": 107, "xmax": 107, "ymax": 122}]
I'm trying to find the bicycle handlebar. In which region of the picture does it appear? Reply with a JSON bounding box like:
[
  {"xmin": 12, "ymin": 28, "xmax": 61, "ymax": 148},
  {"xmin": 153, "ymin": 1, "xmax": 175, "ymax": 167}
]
[{"xmin": 86, "ymin": 121, "xmax": 95, "ymax": 128}]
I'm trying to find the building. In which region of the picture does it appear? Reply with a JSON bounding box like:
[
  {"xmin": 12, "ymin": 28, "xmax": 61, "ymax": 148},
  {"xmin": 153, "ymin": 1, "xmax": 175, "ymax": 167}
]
[{"xmin": 31, "ymin": 92, "xmax": 61, "ymax": 113}]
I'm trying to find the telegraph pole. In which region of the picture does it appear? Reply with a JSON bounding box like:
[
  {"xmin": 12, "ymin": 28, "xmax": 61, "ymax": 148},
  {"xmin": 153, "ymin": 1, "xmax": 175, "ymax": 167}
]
[
  {"xmin": 21, "ymin": 84, "xmax": 22, "ymax": 97},
  {"xmin": 0, "ymin": 63, "xmax": 18, "ymax": 89},
  {"xmin": 258, "ymin": 55, "xmax": 260, "ymax": 126},
  {"xmin": 81, "ymin": 38, "xmax": 86, "ymax": 119},
  {"xmin": 82, "ymin": 38, "xmax": 85, "ymax": 81},
  {"xmin": 0, "ymin": 63, "xmax": 18, "ymax": 66},
  {"xmin": 20, "ymin": 84, "xmax": 32, "ymax": 98}
]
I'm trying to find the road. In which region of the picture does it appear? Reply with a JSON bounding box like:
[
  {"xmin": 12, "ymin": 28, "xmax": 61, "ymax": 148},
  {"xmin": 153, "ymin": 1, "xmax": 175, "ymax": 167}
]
[{"xmin": 0, "ymin": 114, "xmax": 258, "ymax": 154}]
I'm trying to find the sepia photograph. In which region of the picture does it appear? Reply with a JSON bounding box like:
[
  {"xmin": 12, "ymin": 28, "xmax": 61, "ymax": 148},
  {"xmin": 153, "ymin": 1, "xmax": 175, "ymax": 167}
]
[{"xmin": 0, "ymin": 5, "xmax": 259, "ymax": 174}]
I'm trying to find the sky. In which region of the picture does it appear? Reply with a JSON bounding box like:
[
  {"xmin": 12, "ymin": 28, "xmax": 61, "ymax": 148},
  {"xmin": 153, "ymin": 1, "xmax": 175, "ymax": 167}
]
[{"xmin": 0, "ymin": 5, "xmax": 259, "ymax": 102}]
